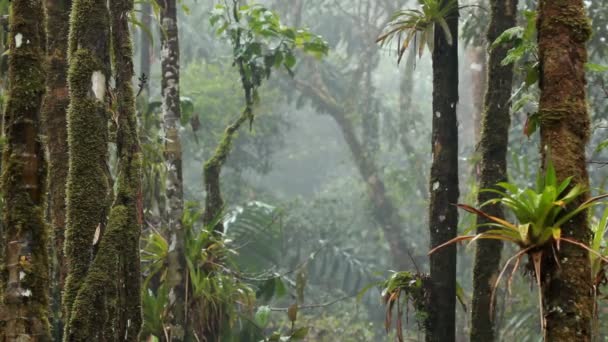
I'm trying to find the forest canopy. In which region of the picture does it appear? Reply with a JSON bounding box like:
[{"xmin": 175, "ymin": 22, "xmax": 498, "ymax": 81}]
[{"xmin": 0, "ymin": 0, "xmax": 607, "ymax": 341}]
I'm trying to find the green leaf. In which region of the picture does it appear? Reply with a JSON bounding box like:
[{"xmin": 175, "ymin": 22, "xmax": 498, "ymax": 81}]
[
  {"xmin": 595, "ymin": 139, "xmax": 608, "ymax": 153},
  {"xmin": 254, "ymin": 305, "xmax": 271, "ymax": 328},
  {"xmin": 524, "ymin": 64, "xmax": 539, "ymax": 86},
  {"xmin": 490, "ymin": 27, "xmax": 523, "ymax": 50},
  {"xmin": 455, "ymin": 281, "xmax": 468, "ymax": 312},
  {"xmin": 586, "ymin": 63, "xmax": 608, "ymax": 72},
  {"xmin": 284, "ymin": 53, "xmax": 296, "ymax": 69},
  {"xmin": 290, "ymin": 327, "xmax": 309, "ymax": 340},
  {"xmin": 437, "ymin": 17, "xmax": 452, "ymax": 46}
]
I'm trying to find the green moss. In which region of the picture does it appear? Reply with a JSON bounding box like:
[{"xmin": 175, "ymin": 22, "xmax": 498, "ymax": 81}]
[
  {"xmin": 539, "ymin": 100, "xmax": 590, "ymax": 142},
  {"xmin": 63, "ymin": 48, "xmax": 111, "ymax": 332},
  {"xmin": 0, "ymin": 0, "xmax": 51, "ymax": 339},
  {"xmin": 539, "ymin": 3, "xmax": 592, "ymax": 43},
  {"xmin": 64, "ymin": 0, "xmax": 142, "ymax": 338},
  {"xmin": 63, "ymin": 0, "xmax": 112, "ymax": 336}
]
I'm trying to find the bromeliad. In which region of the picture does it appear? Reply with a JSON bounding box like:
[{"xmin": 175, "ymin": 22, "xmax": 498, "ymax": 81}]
[{"xmin": 429, "ymin": 161, "xmax": 608, "ymax": 332}]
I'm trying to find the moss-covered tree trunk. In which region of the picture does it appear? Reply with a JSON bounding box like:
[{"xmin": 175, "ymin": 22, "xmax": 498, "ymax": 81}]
[
  {"xmin": 157, "ymin": 0, "xmax": 187, "ymax": 338},
  {"xmin": 427, "ymin": 1, "xmax": 459, "ymax": 341},
  {"xmin": 62, "ymin": 0, "xmax": 112, "ymax": 337},
  {"xmin": 470, "ymin": 1, "xmax": 517, "ymax": 341},
  {"xmin": 0, "ymin": 0, "xmax": 50, "ymax": 339},
  {"xmin": 537, "ymin": 1, "xmax": 593, "ymax": 340},
  {"xmin": 42, "ymin": 0, "xmax": 71, "ymax": 337},
  {"xmin": 63, "ymin": 0, "xmax": 143, "ymax": 339}
]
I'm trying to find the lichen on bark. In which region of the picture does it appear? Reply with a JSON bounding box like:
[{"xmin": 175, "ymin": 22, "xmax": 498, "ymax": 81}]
[{"xmin": 0, "ymin": 0, "xmax": 51, "ymax": 339}]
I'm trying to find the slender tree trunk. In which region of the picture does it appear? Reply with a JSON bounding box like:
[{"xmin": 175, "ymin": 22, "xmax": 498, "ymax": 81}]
[
  {"xmin": 157, "ymin": 0, "xmax": 187, "ymax": 338},
  {"xmin": 0, "ymin": 0, "xmax": 50, "ymax": 339},
  {"xmin": 399, "ymin": 58, "xmax": 428, "ymax": 199},
  {"xmin": 140, "ymin": 0, "xmax": 151, "ymax": 96},
  {"xmin": 62, "ymin": 0, "xmax": 112, "ymax": 337},
  {"xmin": 467, "ymin": 46, "xmax": 486, "ymax": 143},
  {"xmin": 362, "ymin": 52, "xmax": 379, "ymax": 155},
  {"xmin": 470, "ymin": 1, "xmax": 517, "ymax": 341},
  {"xmin": 537, "ymin": 1, "xmax": 593, "ymax": 341},
  {"xmin": 43, "ymin": 0, "xmax": 71, "ymax": 338},
  {"xmin": 427, "ymin": 1, "xmax": 459, "ymax": 341}
]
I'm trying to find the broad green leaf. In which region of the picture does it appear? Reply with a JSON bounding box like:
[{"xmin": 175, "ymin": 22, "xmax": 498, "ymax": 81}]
[{"xmin": 254, "ymin": 305, "xmax": 271, "ymax": 328}]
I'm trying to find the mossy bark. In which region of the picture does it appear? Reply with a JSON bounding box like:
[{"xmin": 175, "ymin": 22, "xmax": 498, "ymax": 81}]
[
  {"xmin": 108, "ymin": 0, "xmax": 144, "ymax": 334},
  {"xmin": 537, "ymin": 1, "xmax": 593, "ymax": 341},
  {"xmin": 64, "ymin": 0, "xmax": 143, "ymax": 339},
  {"xmin": 0, "ymin": 0, "xmax": 50, "ymax": 339},
  {"xmin": 470, "ymin": 1, "xmax": 517, "ymax": 341},
  {"xmin": 157, "ymin": 0, "xmax": 187, "ymax": 338},
  {"xmin": 63, "ymin": 0, "xmax": 112, "ymax": 337},
  {"xmin": 427, "ymin": 1, "xmax": 459, "ymax": 341},
  {"xmin": 42, "ymin": 0, "xmax": 71, "ymax": 337}
]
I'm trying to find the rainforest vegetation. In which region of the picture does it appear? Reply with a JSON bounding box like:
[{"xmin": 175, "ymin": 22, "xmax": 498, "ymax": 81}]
[{"xmin": 1, "ymin": 0, "xmax": 608, "ymax": 341}]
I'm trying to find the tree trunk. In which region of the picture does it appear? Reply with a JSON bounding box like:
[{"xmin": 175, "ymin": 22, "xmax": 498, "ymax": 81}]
[
  {"xmin": 63, "ymin": 0, "xmax": 143, "ymax": 339},
  {"xmin": 427, "ymin": 1, "xmax": 459, "ymax": 341},
  {"xmin": 537, "ymin": 1, "xmax": 593, "ymax": 341},
  {"xmin": 42, "ymin": 0, "xmax": 71, "ymax": 338},
  {"xmin": 0, "ymin": 0, "xmax": 50, "ymax": 339},
  {"xmin": 399, "ymin": 57, "xmax": 428, "ymax": 199},
  {"xmin": 157, "ymin": 0, "xmax": 187, "ymax": 338},
  {"xmin": 467, "ymin": 46, "xmax": 486, "ymax": 144},
  {"xmin": 140, "ymin": 0, "xmax": 151, "ymax": 97},
  {"xmin": 62, "ymin": 0, "xmax": 112, "ymax": 337},
  {"xmin": 470, "ymin": 1, "xmax": 517, "ymax": 341},
  {"xmin": 294, "ymin": 78, "xmax": 417, "ymax": 270},
  {"xmin": 362, "ymin": 51, "xmax": 379, "ymax": 155}
]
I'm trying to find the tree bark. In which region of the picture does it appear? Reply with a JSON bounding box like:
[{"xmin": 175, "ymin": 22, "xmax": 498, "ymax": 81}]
[
  {"xmin": 0, "ymin": 0, "xmax": 50, "ymax": 339},
  {"xmin": 470, "ymin": 1, "xmax": 517, "ymax": 341},
  {"xmin": 42, "ymin": 0, "xmax": 71, "ymax": 337},
  {"xmin": 537, "ymin": 1, "xmax": 593, "ymax": 341},
  {"xmin": 157, "ymin": 0, "xmax": 187, "ymax": 338},
  {"xmin": 467, "ymin": 46, "xmax": 486, "ymax": 143},
  {"xmin": 139, "ymin": 0, "xmax": 151, "ymax": 96},
  {"xmin": 62, "ymin": 0, "xmax": 112, "ymax": 337},
  {"xmin": 427, "ymin": 1, "xmax": 459, "ymax": 341}
]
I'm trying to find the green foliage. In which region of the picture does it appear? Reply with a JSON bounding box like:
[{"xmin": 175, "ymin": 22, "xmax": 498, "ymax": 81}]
[
  {"xmin": 377, "ymin": 0, "xmax": 458, "ymax": 62},
  {"xmin": 210, "ymin": 2, "xmax": 328, "ymax": 106},
  {"xmin": 591, "ymin": 208, "xmax": 608, "ymax": 282},
  {"xmin": 431, "ymin": 162, "xmax": 608, "ymax": 332},
  {"xmin": 225, "ymin": 200, "xmax": 381, "ymax": 302},
  {"xmin": 490, "ymin": 10, "xmax": 537, "ymax": 67},
  {"xmin": 380, "ymin": 271, "xmax": 430, "ymax": 342},
  {"xmin": 490, "ymin": 10, "xmax": 541, "ymax": 136},
  {"xmin": 141, "ymin": 203, "xmax": 256, "ymax": 340},
  {"xmin": 436, "ymin": 162, "xmax": 607, "ymax": 253}
]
